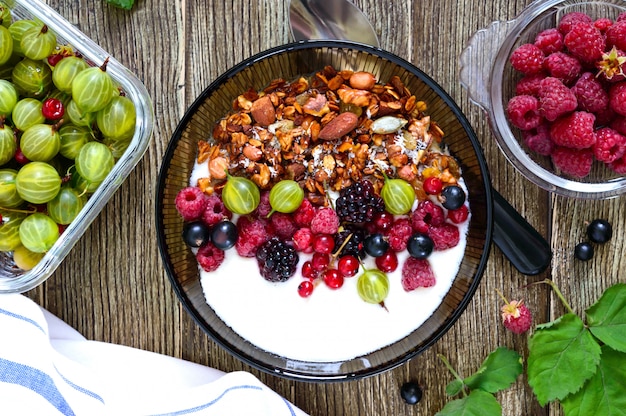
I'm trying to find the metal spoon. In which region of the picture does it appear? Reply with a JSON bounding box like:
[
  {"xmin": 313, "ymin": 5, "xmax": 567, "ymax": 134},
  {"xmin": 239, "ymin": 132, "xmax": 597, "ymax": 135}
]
[{"xmin": 287, "ymin": 0, "xmax": 552, "ymax": 275}]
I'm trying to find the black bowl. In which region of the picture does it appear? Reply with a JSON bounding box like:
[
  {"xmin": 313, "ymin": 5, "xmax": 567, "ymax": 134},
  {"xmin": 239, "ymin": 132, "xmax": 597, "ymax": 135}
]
[{"xmin": 156, "ymin": 40, "xmax": 493, "ymax": 381}]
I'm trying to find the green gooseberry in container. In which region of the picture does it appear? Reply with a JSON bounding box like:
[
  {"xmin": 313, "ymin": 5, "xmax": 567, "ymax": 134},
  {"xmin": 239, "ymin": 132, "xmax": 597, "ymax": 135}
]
[
  {"xmin": 0, "ymin": 122, "xmax": 16, "ymax": 165},
  {"xmin": 71, "ymin": 60, "xmax": 115, "ymax": 113},
  {"xmin": 47, "ymin": 186, "xmax": 86, "ymax": 225},
  {"xmin": 66, "ymin": 99, "xmax": 95, "ymax": 127},
  {"xmin": 20, "ymin": 24, "xmax": 56, "ymax": 61},
  {"xmin": 75, "ymin": 141, "xmax": 114, "ymax": 184},
  {"xmin": 8, "ymin": 19, "xmax": 38, "ymax": 57},
  {"xmin": 96, "ymin": 95, "xmax": 136, "ymax": 140},
  {"xmin": 52, "ymin": 56, "xmax": 89, "ymax": 94},
  {"xmin": 0, "ymin": 78, "xmax": 17, "ymax": 116},
  {"xmin": 58, "ymin": 124, "xmax": 93, "ymax": 160},
  {"xmin": 19, "ymin": 124, "xmax": 61, "ymax": 162},
  {"xmin": 0, "ymin": 211, "xmax": 25, "ymax": 251},
  {"xmin": 0, "ymin": 24, "xmax": 12, "ymax": 65},
  {"xmin": 15, "ymin": 161, "xmax": 62, "ymax": 204},
  {"xmin": 12, "ymin": 57, "xmax": 52, "ymax": 98},
  {"xmin": 12, "ymin": 97, "xmax": 45, "ymax": 131},
  {"xmin": 18, "ymin": 212, "xmax": 59, "ymax": 253},
  {"xmin": 0, "ymin": 169, "xmax": 23, "ymax": 208}
]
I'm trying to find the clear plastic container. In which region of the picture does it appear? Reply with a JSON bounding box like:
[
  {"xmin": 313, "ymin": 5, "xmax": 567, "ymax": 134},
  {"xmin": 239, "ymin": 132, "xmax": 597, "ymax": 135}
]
[
  {"xmin": 0, "ymin": 0, "xmax": 154, "ymax": 293},
  {"xmin": 460, "ymin": 0, "xmax": 626, "ymax": 199}
]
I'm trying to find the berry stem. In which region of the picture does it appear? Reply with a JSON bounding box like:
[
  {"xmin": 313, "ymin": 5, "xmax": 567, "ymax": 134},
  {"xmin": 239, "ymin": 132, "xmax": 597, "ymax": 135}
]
[
  {"xmin": 437, "ymin": 353, "xmax": 467, "ymax": 397},
  {"xmin": 539, "ymin": 278, "xmax": 575, "ymax": 315}
]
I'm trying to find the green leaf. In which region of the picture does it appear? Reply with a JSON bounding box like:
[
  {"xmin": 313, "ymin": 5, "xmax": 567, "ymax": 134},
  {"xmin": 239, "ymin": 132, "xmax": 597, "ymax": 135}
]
[
  {"xmin": 561, "ymin": 346, "xmax": 626, "ymax": 416},
  {"xmin": 446, "ymin": 379, "xmax": 464, "ymax": 396},
  {"xmin": 527, "ymin": 313, "xmax": 602, "ymax": 406},
  {"xmin": 586, "ymin": 283, "xmax": 626, "ymax": 352},
  {"xmin": 435, "ymin": 390, "xmax": 501, "ymax": 416},
  {"xmin": 463, "ymin": 347, "xmax": 523, "ymax": 393},
  {"xmin": 106, "ymin": 0, "xmax": 135, "ymax": 10}
]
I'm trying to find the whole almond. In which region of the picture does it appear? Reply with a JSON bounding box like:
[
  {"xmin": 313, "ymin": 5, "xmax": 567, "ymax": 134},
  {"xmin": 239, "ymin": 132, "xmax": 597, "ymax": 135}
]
[
  {"xmin": 250, "ymin": 95, "xmax": 276, "ymax": 126},
  {"xmin": 349, "ymin": 71, "xmax": 376, "ymax": 90},
  {"xmin": 319, "ymin": 112, "xmax": 359, "ymax": 140}
]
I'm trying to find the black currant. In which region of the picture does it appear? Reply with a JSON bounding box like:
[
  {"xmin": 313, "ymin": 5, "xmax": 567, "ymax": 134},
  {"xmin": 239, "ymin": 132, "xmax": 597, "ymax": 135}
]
[
  {"xmin": 182, "ymin": 221, "xmax": 211, "ymax": 248},
  {"xmin": 440, "ymin": 185, "xmax": 466, "ymax": 210},
  {"xmin": 363, "ymin": 233, "xmax": 389, "ymax": 257},
  {"xmin": 400, "ymin": 381, "xmax": 423, "ymax": 405},
  {"xmin": 574, "ymin": 242, "xmax": 594, "ymax": 261},
  {"xmin": 587, "ymin": 219, "xmax": 612, "ymax": 244},
  {"xmin": 210, "ymin": 220, "xmax": 238, "ymax": 250},
  {"xmin": 407, "ymin": 233, "xmax": 434, "ymax": 259}
]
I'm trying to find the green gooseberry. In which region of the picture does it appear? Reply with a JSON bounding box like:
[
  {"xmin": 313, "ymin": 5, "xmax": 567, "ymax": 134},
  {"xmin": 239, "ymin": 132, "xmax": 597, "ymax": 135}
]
[{"xmin": 222, "ymin": 174, "xmax": 260, "ymax": 215}]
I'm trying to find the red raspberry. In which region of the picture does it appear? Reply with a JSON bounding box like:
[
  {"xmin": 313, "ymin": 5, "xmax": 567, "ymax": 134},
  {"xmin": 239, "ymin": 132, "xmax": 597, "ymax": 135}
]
[
  {"xmin": 609, "ymin": 154, "xmax": 626, "ymax": 173},
  {"xmin": 292, "ymin": 199, "xmax": 315, "ymax": 227},
  {"xmin": 522, "ymin": 123, "xmax": 553, "ymax": 156},
  {"xmin": 401, "ymin": 258, "xmax": 436, "ymax": 291},
  {"xmin": 235, "ymin": 216, "xmax": 269, "ymax": 257},
  {"xmin": 593, "ymin": 127, "xmax": 626, "ymax": 163},
  {"xmin": 427, "ymin": 223, "xmax": 460, "ymax": 250},
  {"xmin": 594, "ymin": 18, "xmax": 613, "ymax": 32},
  {"xmin": 254, "ymin": 191, "xmax": 272, "ymax": 218},
  {"xmin": 534, "ymin": 28, "xmax": 563, "ymax": 54},
  {"xmin": 175, "ymin": 187, "xmax": 209, "ymax": 221},
  {"xmin": 619, "ymin": 12, "xmax": 626, "ymax": 22},
  {"xmin": 201, "ymin": 194, "xmax": 232, "ymax": 226},
  {"xmin": 543, "ymin": 52, "xmax": 581, "ymax": 84},
  {"xmin": 196, "ymin": 242, "xmax": 225, "ymax": 272},
  {"xmin": 387, "ymin": 218, "xmax": 413, "ymax": 251},
  {"xmin": 550, "ymin": 111, "xmax": 596, "ymax": 149},
  {"xmin": 595, "ymin": 106, "xmax": 617, "ymax": 127},
  {"xmin": 509, "ymin": 43, "xmax": 545, "ymax": 74},
  {"xmin": 571, "ymin": 72, "xmax": 609, "ymax": 114},
  {"xmin": 558, "ymin": 12, "xmax": 593, "ymax": 35},
  {"xmin": 501, "ymin": 299, "xmax": 532, "ymax": 334},
  {"xmin": 506, "ymin": 95, "xmax": 542, "ymax": 130},
  {"xmin": 609, "ymin": 82, "xmax": 626, "ymax": 116},
  {"xmin": 551, "ymin": 146, "xmax": 594, "ymax": 177},
  {"xmin": 606, "ymin": 21, "xmax": 626, "ymax": 51},
  {"xmin": 515, "ymin": 73, "xmax": 547, "ymax": 96},
  {"xmin": 537, "ymin": 77, "xmax": 578, "ymax": 121},
  {"xmin": 310, "ymin": 207, "xmax": 339, "ymax": 235},
  {"xmin": 563, "ymin": 22, "xmax": 605, "ymax": 63},
  {"xmin": 292, "ymin": 227, "xmax": 314, "ymax": 253},
  {"xmin": 270, "ymin": 212, "xmax": 297, "ymax": 239},
  {"xmin": 411, "ymin": 200, "xmax": 445, "ymax": 233},
  {"xmin": 610, "ymin": 115, "xmax": 626, "ymax": 135}
]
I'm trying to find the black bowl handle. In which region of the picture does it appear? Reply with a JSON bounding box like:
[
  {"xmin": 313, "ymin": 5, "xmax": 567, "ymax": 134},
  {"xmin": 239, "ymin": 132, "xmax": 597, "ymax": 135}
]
[{"xmin": 492, "ymin": 189, "xmax": 552, "ymax": 275}]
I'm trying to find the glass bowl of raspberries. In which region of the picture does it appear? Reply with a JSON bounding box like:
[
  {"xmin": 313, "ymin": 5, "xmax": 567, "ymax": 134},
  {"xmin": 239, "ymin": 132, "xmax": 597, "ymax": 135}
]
[
  {"xmin": 156, "ymin": 40, "xmax": 493, "ymax": 381},
  {"xmin": 461, "ymin": 0, "xmax": 626, "ymax": 198}
]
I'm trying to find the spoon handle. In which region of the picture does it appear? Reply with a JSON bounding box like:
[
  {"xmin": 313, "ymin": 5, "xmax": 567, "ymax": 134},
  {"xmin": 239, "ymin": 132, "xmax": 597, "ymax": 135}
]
[{"xmin": 492, "ymin": 189, "xmax": 552, "ymax": 275}]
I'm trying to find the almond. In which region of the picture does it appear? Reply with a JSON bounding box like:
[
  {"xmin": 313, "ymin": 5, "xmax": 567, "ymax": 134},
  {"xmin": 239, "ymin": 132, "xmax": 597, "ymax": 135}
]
[
  {"xmin": 349, "ymin": 71, "xmax": 376, "ymax": 90},
  {"xmin": 250, "ymin": 95, "xmax": 276, "ymax": 126},
  {"xmin": 318, "ymin": 112, "xmax": 359, "ymax": 140}
]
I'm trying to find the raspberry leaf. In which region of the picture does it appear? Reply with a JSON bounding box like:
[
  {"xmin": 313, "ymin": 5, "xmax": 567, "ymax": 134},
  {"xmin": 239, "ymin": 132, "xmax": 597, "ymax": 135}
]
[
  {"xmin": 445, "ymin": 379, "xmax": 464, "ymax": 397},
  {"xmin": 561, "ymin": 346, "xmax": 626, "ymax": 416},
  {"xmin": 435, "ymin": 390, "xmax": 501, "ymax": 416},
  {"xmin": 586, "ymin": 283, "xmax": 626, "ymax": 352},
  {"xmin": 463, "ymin": 347, "xmax": 523, "ymax": 393},
  {"xmin": 527, "ymin": 313, "xmax": 601, "ymax": 406}
]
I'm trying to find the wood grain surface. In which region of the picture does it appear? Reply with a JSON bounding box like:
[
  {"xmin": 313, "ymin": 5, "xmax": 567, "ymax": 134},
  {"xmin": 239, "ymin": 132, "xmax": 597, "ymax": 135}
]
[{"xmin": 25, "ymin": 0, "xmax": 624, "ymax": 415}]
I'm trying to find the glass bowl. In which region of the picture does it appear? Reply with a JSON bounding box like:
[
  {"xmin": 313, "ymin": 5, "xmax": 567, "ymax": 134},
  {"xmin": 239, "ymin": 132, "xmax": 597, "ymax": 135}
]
[
  {"xmin": 460, "ymin": 0, "xmax": 626, "ymax": 199},
  {"xmin": 156, "ymin": 40, "xmax": 493, "ymax": 381},
  {"xmin": 0, "ymin": 0, "xmax": 154, "ymax": 293}
]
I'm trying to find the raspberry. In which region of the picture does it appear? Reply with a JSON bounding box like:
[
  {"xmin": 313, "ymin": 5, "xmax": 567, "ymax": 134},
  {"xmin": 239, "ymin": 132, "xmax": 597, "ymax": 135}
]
[
  {"xmin": 254, "ymin": 191, "xmax": 272, "ymax": 218},
  {"xmin": 619, "ymin": 12, "xmax": 626, "ymax": 23},
  {"xmin": 593, "ymin": 127, "xmax": 626, "ymax": 163},
  {"xmin": 558, "ymin": 12, "xmax": 593, "ymax": 35},
  {"xmin": 201, "ymin": 194, "xmax": 232, "ymax": 226},
  {"xmin": 310, "ymin": 206, "xmax": 340, "ymax": 235},
  {"xmin": 401, "ymin": 258, "xmax": 436, "ymax": 291},
  {"xmin": 292, "ymin": 198, "xmax": 315, "ymax": 227},
  {"xmin": 292, "ymin": 227, "xmax": 314, "ymax": 253},
  {"xmin": 175, "ymin": 186, "xmax": 209, "ymax": 221},
  {"xmin": 594, "ymin": 18, "xmax": 613, "ymax": 32},
  {"xmin": 571, "ymin": 72, "xmax": 609, "ymax": 114},
  {"xmin": 427, "ymin": 223, "xmax": 460, "ymax": 250},
  {"xmin": 269, "ymin": 212, "xmax": 297, "ymax": 239},
  {"xmin": 609, "ymin": 154, "xmax": 626, "ymax": 173},
  {"xmin": 537, "ymin": 77, "xmax": 578, "ymax": 121},
  {"xmin": 551, "ymin": 146, "xmax": 594, "ymax": 177},
  {"xmin": 410, "ymin": 200, "xmax": 445, "ymax": 233},
  {"xmin": 506, "ymin": 95, "xmax": 542, "ymax": 130},
  {"xmin": 501, "ymin": 299, "xmax": 532, "ymax": 334},
  {"xmin": 563, "ymin": 22, "xmax": 605, "ymax": 63},
  {"xmin": 534, "ymin": 28, "xmax": 563, "ymax": 54},
  {"xmin": 255, "ymin": 237, "xmax": 299, "ymax": 282},
  {"xmin": 609, "ymin": 82, "xmax": 626, "ymax": 116},
  {"xmin": 543, "ymin": 51, "xmax": 581, "ymax": 84},
  {"xmin": 606, "ymin": 21, "xmax": 626, "ymax": 51},
  {"xmin": 610, "ymin": 115, "xmax": 626, "ymax": 135},
  {"xmin": 509, "ymin": 43, "xmax": 545, "ymax": 74},
  {"xmin": 522, "ymin": 123, "xmax": 553, "ymax": 156},
  {"xmin": 387, "ymin": 218, "xmax": 413, "ymax": 251},
  {"xmin": 196, "ymin": 242, "xmax": 225, "ymax": 272},
  {"xmin": 549, "ymin": 111, "xmax": 596, "ymax": 149},
  {"xmin": 235, "ymin": 216, "xmax": 269, "ymax": 257},
  {"xmin": 515, "ymin": 73, "xmax": 546, "ymax": 97}
]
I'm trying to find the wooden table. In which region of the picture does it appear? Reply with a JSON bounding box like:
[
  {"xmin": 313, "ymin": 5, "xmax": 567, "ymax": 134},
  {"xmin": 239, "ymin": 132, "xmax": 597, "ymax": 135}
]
[{"xmin": 26, "ymin": 0, "xmax": 624, "ymax": 414}]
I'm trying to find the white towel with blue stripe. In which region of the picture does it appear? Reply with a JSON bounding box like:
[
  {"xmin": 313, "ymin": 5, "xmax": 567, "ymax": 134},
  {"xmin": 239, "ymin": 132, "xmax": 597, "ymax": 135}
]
[{"xmin": 0, "ymin": 294, "xmax": 308, "ymax": 416}]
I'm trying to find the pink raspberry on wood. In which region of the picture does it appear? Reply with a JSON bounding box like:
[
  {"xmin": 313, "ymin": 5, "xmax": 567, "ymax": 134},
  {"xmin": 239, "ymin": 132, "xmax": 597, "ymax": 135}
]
[
  {"xmin": 506, "ymin": 95, "xmax": 542, "ymax": 130},
  {"xmin": 509, "ymin": 43, "xmax": 545, "ymax": 74},
  {"xmin": 549, "ymin": 111, "xmax": 596, "ymax": 149},
  {"xmin": 593, "ymin": 127, "xmax": 626, "ymax": 163},
  {"xmin": 537, "ymin": 77, "xmax": 578, "ymax": 121},
  {"xmin": 563, "ymin": 22, "xmax": 605, "ymax": 63},
  {"xmin": 551, "ymin": 146, "xmax": 594, "ymax": 177},
  {"xmin": 534, "ymin": 28, "xmax": 563, "ymax": 54},
  {"xmin": 571, "ymin": 72, "xmax": 609, "ymax": 114}
]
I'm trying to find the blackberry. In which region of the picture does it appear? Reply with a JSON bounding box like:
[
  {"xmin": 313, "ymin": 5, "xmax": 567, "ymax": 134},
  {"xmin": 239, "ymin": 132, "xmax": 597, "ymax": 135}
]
[
  {"xmin": 335, "ymin": 180, "xmax": 385, "ymax": 224},
  {"xmin": 334, "ymin": 226, "xmax": 366, "ymax": 259},
  {"xmin": 255, "ymin": 237, "xmax": 299, "ymax": 282}
]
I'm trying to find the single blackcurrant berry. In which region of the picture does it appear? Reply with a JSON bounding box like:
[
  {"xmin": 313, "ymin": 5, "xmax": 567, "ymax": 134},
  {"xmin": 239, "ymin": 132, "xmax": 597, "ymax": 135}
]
[
  {"xmin": 440, "ymin": 185, "xmax": 466, "ymax": 210},
  {"xmin": 182, "ymin": 221, "xmax": 211, "ymax": 248},
  {"xmin": 400, "ymin": 381, "xmax": 423, "ymax": 405},
  {"xmin": 574, "ymin": 242, "xmax": 594, "ymax": 261},
  {"xmin": 587, "ymin": 219, "xmax": 612, "ymax": 244},
  {"xmin": 407, "ymin": 233, "xmax": 434, "ymax": 259},
  {"xmin": 364, "ymin": 233, "xmax": 389, "ymax": 257},
  {"xmin": 210, "ymin": 220, "xmax": 238, "ymax": 250}
]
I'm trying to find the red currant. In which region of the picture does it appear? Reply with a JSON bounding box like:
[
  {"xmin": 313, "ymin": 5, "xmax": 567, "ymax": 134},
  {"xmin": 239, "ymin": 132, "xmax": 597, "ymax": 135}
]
[
  {"xmin": 47, "ymin": 54, "xmax": 65, "ymax": 66},
  {"xmin": 42, "ymin": 98, "xmax": 65, "ymax": 120},
  {"xmin": 338, "ymin": 255, "xmax": 359, "ymax": 277},
  {"xmin": 375, "ymin": 250, "xmax": 399, "ymax": 273},
  {"xmin": 373, "ymin": 211, "xmax": 394, "ymax": 233},
  {"xmin": 423, "ymin": 177, "xmax": 443, "ymax": 194},
  {"xmin": 14, "ymin": 147, "xmax": 29, "ymax": 165},
  {"xmin": 323, "ymin": 269, "xmax": 344, "ymax": 289},
  {"xmin": 447, "ymin": 204, "xmax": 469, "ymax": 223},
  {"xmin": 301, "ymin": 261, "xmax": 317, "ymax": 279},
  {"xmin": 313, "ymin": 234, "xmax": 335, "ymax": 254},
  {"xmin": 311, "ymin": 252, "xmax": 330, "ymax": 271},
  {"xmin": 298, "ymin": 280, "xmax": 314, "ymax": 297}
]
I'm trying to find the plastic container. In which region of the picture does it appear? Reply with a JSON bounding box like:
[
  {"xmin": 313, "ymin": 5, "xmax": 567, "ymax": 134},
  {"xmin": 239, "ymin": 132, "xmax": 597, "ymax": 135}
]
[
  {"xmin": 460, "ymin": 0, "xmax": 626, "ymax": 199},
  {"xmin": 0, "ymin": 0, "xmax": 154, "ymax": 293}
]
